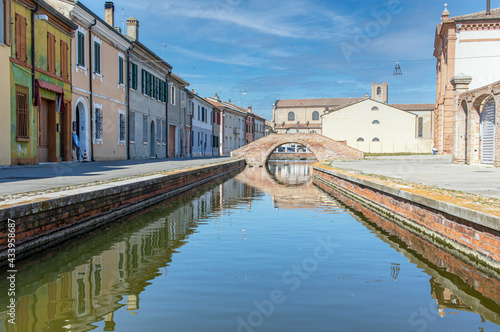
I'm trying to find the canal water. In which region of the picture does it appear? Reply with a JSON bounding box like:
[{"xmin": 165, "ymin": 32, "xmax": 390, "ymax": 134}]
[{"xmin": 1, "ymin": 161, "xmax": 499, "ymax": 332}]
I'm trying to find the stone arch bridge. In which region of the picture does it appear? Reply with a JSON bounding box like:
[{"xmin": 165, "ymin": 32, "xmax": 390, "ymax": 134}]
[{"xmin": 231, "ymin": 133, "xmax": 364, "ymax": 165}]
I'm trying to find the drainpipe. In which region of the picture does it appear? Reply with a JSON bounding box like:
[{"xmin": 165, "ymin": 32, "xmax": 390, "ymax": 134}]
[
  {"xmin": 88, "ymin": 18, "xmax": 97, "ymax": 161},
  {"xmin": 126, "ymin": 41, "xmax": 135, "ymax": 160},
  {"xmin": 166, "ymin": 69, "xmax": 172, "ymax": 158},
  {"xmin": 31, "ymin": 4, "xmax": 39, "ymax": 103}
]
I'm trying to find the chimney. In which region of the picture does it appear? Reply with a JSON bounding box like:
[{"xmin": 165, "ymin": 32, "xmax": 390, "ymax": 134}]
[
  {"xmin": 364, "ymin": 94, "xmax": 369, "ymax": 98},
  {"xmin": 228, "ymin": 99, "xmax": 232, "ymax": 103},
  {"xmin": 104, "ymin": 2, "xmax": 114, "ymax": 27},
  {"xmin": 487, "ymin": 0, "xmax": 491, "ymax": 15},
  {"xmin": 248, "ymin": 106, "xmax": 252, "ymax": 113},
  {"xmin": 127, "ymin": 17, "xmax": 139, "ymax": 40}
]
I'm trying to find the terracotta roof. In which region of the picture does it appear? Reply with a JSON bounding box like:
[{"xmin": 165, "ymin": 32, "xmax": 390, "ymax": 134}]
[
  {"xmin": 390, "ymin": 104, "xmax": 434, "ymax": 112},
  {"xmin": 452, "ymin": 7, "xmax": 500, "ymax": 21},
  {"xmin": 276, "ymin": 98, "xmax": 365, "ymax": 109},
  {"xmin": 276, "ymin": 122, "xmax": 321, "ymax": 129}
]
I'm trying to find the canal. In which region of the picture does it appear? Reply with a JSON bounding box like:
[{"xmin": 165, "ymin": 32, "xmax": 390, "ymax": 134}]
[{"xmin": 1, "ymin": 161, "xmax": 499, "ymax": 331}]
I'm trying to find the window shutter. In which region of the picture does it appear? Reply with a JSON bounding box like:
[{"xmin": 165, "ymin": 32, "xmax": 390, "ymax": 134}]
[
  {"xmin": 20, "ymin": 15, "xmax": 27, "ymax": 62},
  {"xmin": 141, "ymin": 69, "xmax": 145, "ymax": 94},
  {"xmin": 15, "ymin": 14, "xmax": 20, "ymax": 59}
]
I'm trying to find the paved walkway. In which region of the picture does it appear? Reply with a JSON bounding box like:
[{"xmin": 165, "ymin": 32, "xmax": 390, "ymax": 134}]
[
  {"xmin": 0, "ymin": 157, "xmax": 233, "ymax": 197},
  {"xmin": 329, "ymin": 155, "xmax": 500, "ymax": 200}
]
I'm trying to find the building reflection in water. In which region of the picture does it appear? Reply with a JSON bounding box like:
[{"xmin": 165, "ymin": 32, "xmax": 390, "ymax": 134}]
[{"xmin": 0, "ymin": 162, "xmax": 499, "ymax": 330}]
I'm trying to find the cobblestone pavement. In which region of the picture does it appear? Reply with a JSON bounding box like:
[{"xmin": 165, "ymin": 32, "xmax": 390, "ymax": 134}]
[
  {"xmin": 0, "ymin": 157, "xmax": 234, "ymax": 199},
  {"xmin": 328, "ymin": 155, "xmax": 500, "ymax": 200}
]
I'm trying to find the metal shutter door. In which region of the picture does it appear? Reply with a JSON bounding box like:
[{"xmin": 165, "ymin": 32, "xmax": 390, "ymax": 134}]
[{"xmin": 481, "ymin": 98, "xmax": 496, "ymax": 165}]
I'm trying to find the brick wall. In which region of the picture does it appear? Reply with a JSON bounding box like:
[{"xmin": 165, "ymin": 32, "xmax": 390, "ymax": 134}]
[
  {"xmin": 0, "ymin": 160, "xmax": 245, "ymax": 261},
  {"xmin": 455, "ymin": 81, "xmax": 500, "ymax": 167},
  {"xmin": 313, "ymin": 166, "xmax": 500, "ymax": 270}
]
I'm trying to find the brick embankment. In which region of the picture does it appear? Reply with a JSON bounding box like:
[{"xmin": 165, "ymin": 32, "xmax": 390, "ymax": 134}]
[
  {"xmin": 0, "ymin": 159, "xmax": 245, "ymax": 262},
  {"xmin": 313, "ymin": 164, "xmax": 500, "ymax": 272}
]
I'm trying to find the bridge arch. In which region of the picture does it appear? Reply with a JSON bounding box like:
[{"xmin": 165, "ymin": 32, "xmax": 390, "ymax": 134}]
[
  {"xmin": 231, "ymin": 133, "xmax": 364, "ymax": 165},
  {"xmin": 263, "ymin": 140, "xmax": 319, "ymax": 164}
]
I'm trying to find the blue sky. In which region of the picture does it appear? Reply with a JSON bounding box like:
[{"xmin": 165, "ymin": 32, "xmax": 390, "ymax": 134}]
[{"xmin": 81, "ymin": 0, "xmax": 488, "ymax": 120}]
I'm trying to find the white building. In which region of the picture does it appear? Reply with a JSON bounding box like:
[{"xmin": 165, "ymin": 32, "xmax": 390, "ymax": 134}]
[
  {"xmin": 192, "ymin": 94, "xmax": 213, "ymax": 157},
  {"xmin": 322, "ymin": 99, "xmax": 433, "ymax": 153}
]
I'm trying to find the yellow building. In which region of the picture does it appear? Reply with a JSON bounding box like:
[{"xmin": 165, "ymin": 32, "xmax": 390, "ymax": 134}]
[
  {"xmin": 0, "ymin": 0, "xmax": 12, "ymax": 165},
  {"xmin": 9, "ymin": 0, "xmax": 76, "ymax": 164}
]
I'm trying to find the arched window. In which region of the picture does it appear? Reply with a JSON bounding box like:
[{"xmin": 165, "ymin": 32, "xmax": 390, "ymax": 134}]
[
  {"xmin": 371, "ymin": 106, "xmax": 379, "ymax": 111},
  {"xmin": 372, "ymin": 137, "xmax": 380, "ymax": 142},
  {"xmin": 312, "ymin": 111, "xmax": 319, "ymax": 121},
  {"xmin": 288, "ymin": 112, "xmax": 295, "ymax": 121},
  {"xmin": 357, "ymin": 137, "xmax": 364, "ymax": 142},
  {"xmin": 377, "ymin": 87, "xmax": 381, "ymax": 95},
  {"xmin": 372, "ymin": 120, "xmax": 380, "ymax": 124}
]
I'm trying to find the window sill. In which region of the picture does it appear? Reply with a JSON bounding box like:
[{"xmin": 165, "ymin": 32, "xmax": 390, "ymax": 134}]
[
  {"xmin": 130, "ymin": 141, "xmax": 135, "ymax": 144},
  {"xmin": 16, "ymin": 137, "xmax": 30, "ymax": 142}
]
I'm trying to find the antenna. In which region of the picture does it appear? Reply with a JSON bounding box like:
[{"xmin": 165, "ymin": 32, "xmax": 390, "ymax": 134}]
[{"xmin": 121, "ymin": 8, "xmax": 125, "ymax": 33}]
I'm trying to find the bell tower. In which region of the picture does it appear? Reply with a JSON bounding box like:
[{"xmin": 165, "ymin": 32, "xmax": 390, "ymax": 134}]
[{"xmin": 371, "ymin": 82, "xmax": 388, "ymax": 103}]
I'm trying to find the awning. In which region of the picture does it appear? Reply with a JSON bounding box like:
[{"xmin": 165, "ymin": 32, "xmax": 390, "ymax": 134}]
[{"xmin": 34, "ymin": 79, "xmax": 66, "ymax": 112}]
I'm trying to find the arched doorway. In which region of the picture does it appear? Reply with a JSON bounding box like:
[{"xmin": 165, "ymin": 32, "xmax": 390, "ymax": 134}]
[
  {"xmin": 481, "ymin": 97, "xmax": 495, "ymax": 165},
  {"xmin": 75, "ymin": 100, "xmax": 89, "ymax": 161},
  {"xmin": 150, "ymin": 120, "xmax": 156, "ymax": 158}
]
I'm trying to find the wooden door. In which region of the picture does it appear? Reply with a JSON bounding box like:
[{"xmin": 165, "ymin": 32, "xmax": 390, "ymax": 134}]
[
  {"xmin": 38, "ymin": 101, "xmax": 49, "ymax": 162},
  {"xmin": 169, "ymin": 125, "xmax": 176, "ymax": 158}
]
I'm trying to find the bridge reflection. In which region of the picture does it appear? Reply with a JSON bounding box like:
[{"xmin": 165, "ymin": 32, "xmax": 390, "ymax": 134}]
[{"xmin": 1, "ymin": 164, "xmax": 499, "ymax": 330}]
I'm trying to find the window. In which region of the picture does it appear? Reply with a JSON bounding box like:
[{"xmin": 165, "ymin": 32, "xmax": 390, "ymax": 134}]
[
  {"xmin": 181, "ymin": 91, "xmax": 186, "ymax": 109},
  {"xmin": 156, "ymin": 120, "xmax": 161, "ymax": 144},
  {"xmin": 312, "ymin": 111, "xmax": 319, "ymax": 121},
  {"xmin": 418, "ymin": 117, "xmax": 423, "ymax": 138},
  {"xmin": 15, "ymin": 85, "xmax": 29, "ymax": 140},
  {"xmin": 95, "ymin": 108, "xmax": 103, "ymax": 140},
  {"xmin": 171, "ymin": 85, "xmax": 175, "ymax": 105},
  {"xmin": 162, "ymin": 120, "xmax": 166, "ymax": 144},
  {"xmin": 288, "ymin": 112, "xmax": 295, "ymax": 121},
  {"xmin": 93, "ymin": 41, "xmax": 101, "ymax": 74},
  {"xmin": 77, "ymin": 31, "xmax": 85, "ymax": 66},
  {"xmin": 143, "ymin": 115, "xmax": 148, "ymax": 143},
  {"xmin": 202, "ymin": 107, "xmax": 205, "ymax": 122},
  {"xmin": 198, "ymin": 132, "xmax": 200, "ymax": 147},
  {"xmin": 47, "ymin": 32, "xmax": 56, "ymax": 74},
  {"xmin": 60, "ymin": 40, "xmax": 69, "ymax": 79},
  {"xmin": 129, "ymin": 111, "xmax": 135, "ymax": 142},
  {"xmin": 356, "ymin": 137, "xmax": 364, "ymax": 142},
  {"xmin": 118, "ymin": 56, "xmax": 124, "ymax": 84},
  {"xmin": 372, "ymin": 137, "xmax": 380, "ymax": 142},
  {"xmin": 372, "ymin": 120, "xmax": 380, "ymax": 124},
  {"xmin": 119, "ymin": 112, "xmax": 125, "ymax": 143},
  {"xmin": 377, "ymin": 87, "xmax": 381, "ymax": 95},
  {"xmin": 15, "ymin": 14, "xmax": 27, "ymax": 62},
  {"xmin": 130, "ymin": 62, "xmax": 138, "ymax": 90},
  {"xmin": 198, "ymin": 105, "xmax": 200, "ymax": 120},
  {"xmin": 371, "ymin": 106, "xmax": 379, "ymax": 111}
]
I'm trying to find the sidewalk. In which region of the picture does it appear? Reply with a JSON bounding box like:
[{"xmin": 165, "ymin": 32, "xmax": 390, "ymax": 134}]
[
  {"xmin": 0, "ymin": 157, "xmax": 233, "ymax": 198},
  {"xmin": 327, "ymin": 155, "xmax": 500, "ymax": 200}
]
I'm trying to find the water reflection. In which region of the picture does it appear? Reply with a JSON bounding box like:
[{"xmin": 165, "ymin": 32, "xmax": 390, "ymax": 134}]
[
  {"xmin": 0, "ymin": 163, "xmax": 498, "ymax": 331},
  {"xmin": 266, "ymin": 161, "xmax": 312, "ymax": 185}
]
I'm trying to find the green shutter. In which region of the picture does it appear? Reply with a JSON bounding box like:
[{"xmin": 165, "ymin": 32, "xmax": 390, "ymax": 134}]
[{"xmin": 142, "ymin": 69, "xmax": 145, "ymax": 94}]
